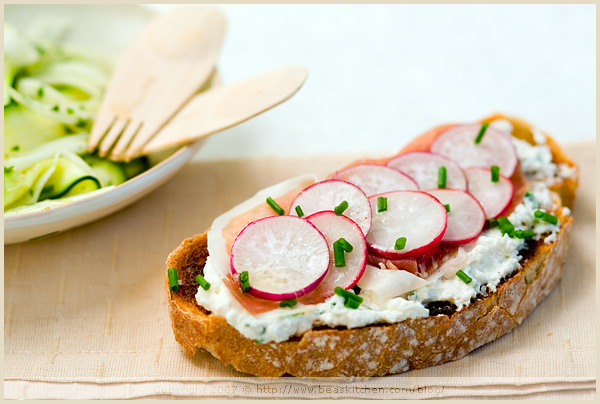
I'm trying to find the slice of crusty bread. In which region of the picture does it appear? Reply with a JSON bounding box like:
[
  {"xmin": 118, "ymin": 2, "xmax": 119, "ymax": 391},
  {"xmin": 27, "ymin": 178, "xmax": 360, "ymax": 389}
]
[{"xmin": 165, "ymin": 115, "xmax": 578, "ymax": 377}]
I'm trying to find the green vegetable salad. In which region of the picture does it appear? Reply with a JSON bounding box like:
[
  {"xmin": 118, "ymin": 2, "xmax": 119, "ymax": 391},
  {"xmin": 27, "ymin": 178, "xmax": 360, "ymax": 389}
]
[{"xmin": 4, "ymin": 21, "xmax": 148, "ymax": 214}]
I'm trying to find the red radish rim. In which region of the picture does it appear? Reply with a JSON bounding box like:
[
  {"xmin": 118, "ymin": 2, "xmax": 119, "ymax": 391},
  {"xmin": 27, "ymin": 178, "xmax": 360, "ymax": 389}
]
[
  {"xmin": 425, "ymin": 188, "xmax": 486, "ymax": 244},
  {"xmin": 465, "ymin": 167, "xmax": 514, "ymax": 219},
  {"xmin": 306, "ymin": 211, "xmax": 367, "ymax": 290},
  {"xmin": 366, "ymin": 190, "xmax": 447, "ymax": 259},
  {"xmin": 230, "ymin": 215, "xmax": 330, "ymax": 301},
  {"xmin": 290, "ymin": 178, "xmax": 372, "ymax": 235}
]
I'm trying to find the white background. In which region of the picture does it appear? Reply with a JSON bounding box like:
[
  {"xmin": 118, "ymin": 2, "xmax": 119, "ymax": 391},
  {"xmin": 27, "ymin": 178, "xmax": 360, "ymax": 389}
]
[{"xmin": 149, "ymin": 4, "xmax": 596, "ymax": 161}]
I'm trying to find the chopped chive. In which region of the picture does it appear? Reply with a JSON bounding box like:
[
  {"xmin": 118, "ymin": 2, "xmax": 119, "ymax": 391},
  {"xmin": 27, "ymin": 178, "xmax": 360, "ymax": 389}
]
[
  {"xmin": 195, "ymin": 274, "xmax": 211, "ymax": 291},
  {"xmin": 75, "ymin": 118, "xmax": 87, "ymax": 128},
  {"xmin": 487, "ymin": 218, "xmax": 498, "ymax": 227},
  {"xmin": 333, "ymin": 243, "xmax": 346, "ymax": 267},
  {"xmin": 10, "ymin": 145, "xmax": 19, "ymax": 152},
  {"xmin": 491, "ymin": 165, "xmax": 500, "ymax": 182},
  {"xmin": 334, "ymin": 286, "xmax": 363, "ymax": 309},
  {"xmin": 525, "ymin": 191, "xmax": 532, "ymax": 198},
  {"xmin": 534, "ymin": 210, "xmax": 558, "ymax": 225},
  {"xmin": 497, "ymin": 216, "xmax": 515, "ymax": 237},
  {"xmin": 394, "ymin": 236, "xmax": 407, "ymax": 251},
  {"xmin": 474, "ymin": 122, "xmax": 490, "ymax": 144},
  {"xmin": 344, "ymin": 298, "xmax": 361, "ymax": 309},
  {"xmin": 377, "ymin": 196, "xmax": 388, "ymax": 212},
  {"xmin": 295, "ymin": 205, "xmax": 304, "ymax": 217},
  {"xmin": 334, "ymin": 200, "xmax": 349, "ymax": 216},
  {"xmin": 279, "ymin": 299, "xmax": 297, "ymax": 308},
  {"xmin": 167, "ymin": 267, "xmax": 179, "ymax": 292},
  {"xmin": 333, "ymin": 238, "xmax": 353, "ymax": 267},
  {"xmin": 66, "ymin": 107, "xmax": 74, "ymax": 114},
  {"xmin": 336, "ymin": 237, "xmax": 353, "ymax": 252},
  {"xmin": 51, "ymin": 105, "xmax": 59, "ymax": 111},
  {"xmin": 438, "ymin": 166, "xmax": 447, "ymax": 189},
  {"xmin": 444, "ymin": 204, "xmax": 451, "ymax": 213},
  {"xmin": 456, "ymin": 269, "xmax": 472, "ymax": 284},
  {"xmin": 4, "ymin": 166, "xmax": 14, "ymax": 174},
  {"xmin": 239, "ymin": 271, "xmax": 250, "ymax": 293},
  {"xmin": 266, "ymin": 197, "xmax": 285, "ymax": 215},
  {"xmin": 514, "ymin": 229, "xmax": 536, "ymax": 239},
  {"xmin": 63, "ymin": 125, "xmax": 74, "ymax": 134},
  {"xmin": 37, "ymin": 87, "xmax": 44, "ymax": 97}
]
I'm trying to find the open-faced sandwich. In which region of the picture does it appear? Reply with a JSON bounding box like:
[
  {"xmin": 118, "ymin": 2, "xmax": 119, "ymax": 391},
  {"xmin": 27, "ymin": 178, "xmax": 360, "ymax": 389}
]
[{"xmin": 165, "ymin": 114, "xmax": 578, "ymax": 377}]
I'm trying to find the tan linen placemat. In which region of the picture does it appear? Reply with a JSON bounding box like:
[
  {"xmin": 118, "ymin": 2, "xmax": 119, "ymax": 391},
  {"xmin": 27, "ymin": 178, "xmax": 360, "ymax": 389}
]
[{"xmin": 4, "ymin": 141, "xmax": 596, "ymax": 399}]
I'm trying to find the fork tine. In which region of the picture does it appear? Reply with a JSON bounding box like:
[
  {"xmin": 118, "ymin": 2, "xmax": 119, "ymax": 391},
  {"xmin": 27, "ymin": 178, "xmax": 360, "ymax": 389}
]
[
  {"xmin": 122, "ymin": 122, "xmax": 160, "ymax": 161},
  {"xmin": 98, "ymin": 118, "xmax": 128, "ymax": 157},
  {"xmin": 110, "ymin": 119, "xmax": 143, "ymax": 161},
  {"xmin": 87, "ymin": 110, "xmax": 117, "ymax": 152}
]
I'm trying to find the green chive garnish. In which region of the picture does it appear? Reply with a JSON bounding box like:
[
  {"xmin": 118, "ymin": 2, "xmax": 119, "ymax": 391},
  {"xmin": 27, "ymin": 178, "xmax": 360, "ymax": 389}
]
[
  {"xmin": 344, "ymin": 298, "xmax": 361, "ymax": 309},
  {"xmin": 497, "ymin": 216, "xmax": 515, "ymax": 237},
  {"xmin": 444, "ymin": 204, "xmax": 451, "ymax": 213},
  {"xmin": 239, "ymin": 271, "xmax": 250, "ymax": 293},
  {"xmin": 66, "ymin": 107, "xmax": 74, "ymax": 114},
  {"xmin": 75, "ymin": 118, "xmax": 87, "ymax": 128},
  {"xmin": 37, "ymin": 87, "xmax": 44, "ymax": 97},
  {"xmin": 474, "ymin": 122, "xmax": 490, "ymax": 144},
  {"xmin": 491, "ymin": 165, "xmax": 500, "ymax": 183},
  {"xmin": 195, "ymin": 274, "xmax": 211, "ymax": 291},
  {"xmin": 266, "ymin": 197, "xmax": 284, "ymax": 215},
  {"xmin": 525, "ymin": 191, "xmax": 533, "ymax": 198},
  {"xmin": 377, "ymin": 196, "xmax": 387, "ymax": 213},
  {"xmin": 167, "ymin": 267, "xmax": 179, "ymax": 292},
  {"xmin": 334, "ymin": 200, "xmax": 349, "ymax": 216},
  {"xmin": 487, "ymin": 218, "xmax": 498, "ymax": 227},
  {"xmin": 295, "ymin": 205, "xmax": 304, "ymax": 217},
  {"xmin": 514, "ymin": 229, "xmax": 536, "ymax": 239},
  {"xmin": 51, "ymin": 105, "xmax": 59, "ymax": 111},
  {"xmin": 334, "ymin": 286, "xmax": 363, "ymax": 309},
  {"xmin": 456, "ymin": 270, "xmax": 472, "ymax": 284},
  {"xmin": 333, "ymin": 238, "xmax": 353, "ymax": 267},
  {"xmin": 394, "ymin": 237, "xmax": 407, "ymax": 251},
  {"xmin": 4, "ymin": 166, "xmax": 14, "ymax": 174},
  {"xmin": 438, "ymin": 166, "xmax": 447, "ymax": 189},
  {"xmin": 279, "ymin": 299, "xmax": 297, "ymax": 308},
  {"xmin": 534, "ymin": 210, "xmax": 558, "ymax": 225},
  {"xmin": 10, "ymin": 145, "xmax": 19, "ymax": 152}
]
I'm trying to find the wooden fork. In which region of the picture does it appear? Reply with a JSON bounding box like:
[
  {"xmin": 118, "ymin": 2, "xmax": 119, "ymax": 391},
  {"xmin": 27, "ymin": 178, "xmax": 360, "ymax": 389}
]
[{"xmin": 87, "ymin": 5, "xmax": 226, "ymax": 161}]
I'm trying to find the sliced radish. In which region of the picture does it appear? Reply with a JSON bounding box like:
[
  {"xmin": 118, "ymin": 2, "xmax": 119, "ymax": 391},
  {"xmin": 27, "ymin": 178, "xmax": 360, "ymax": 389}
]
[
  {"xmin": 336, "ymin": 164, "xmax": 418, "ymax": 196},
  {"xmin": 366, "ymin": 191, "xmax": 447, "ymax": 259},
  {"xmin": 430, "ymin": 124, "xmax": 518, "ymax": 177},
  {"xmin": 230, "ymin": 216, "xmax": 330, "ymax": 301},
  {"xmin": 387, "ymin": 152, "xmax": 467, "ymax": 191},
  {"xmin": 425, "ymin": 189, "xmax": 485, "ymax": 243},
  {"xmin": 357, "ymin": 264, "xmax": 429, "ymax": 301},
  {"xmin": 305, "ymin": 211, "xmax": 367, "ymax": 294},
  {"xmin": 290, "ymin": 179, "xmax": 372, "ymax": 236},
  {"xmin": 464, "ymin": 167, "xmax": 513, "ymax": 219}
]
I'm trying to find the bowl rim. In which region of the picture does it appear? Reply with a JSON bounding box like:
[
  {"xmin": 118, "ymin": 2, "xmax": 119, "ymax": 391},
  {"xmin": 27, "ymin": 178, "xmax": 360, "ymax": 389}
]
[{"xmin": 4, "ymin": 4, "xmax": 192, "ymax": 223}]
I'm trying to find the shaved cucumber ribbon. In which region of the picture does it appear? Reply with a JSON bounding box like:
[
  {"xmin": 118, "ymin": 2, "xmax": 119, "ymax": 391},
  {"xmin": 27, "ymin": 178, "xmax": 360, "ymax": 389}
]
[
  {"xmin": 207, "ymin": 174, "xmax": 318, "ymax": 279},
  {"xmin": 5, "ymin": 133, "xmax": 88, "ymax": 172}
]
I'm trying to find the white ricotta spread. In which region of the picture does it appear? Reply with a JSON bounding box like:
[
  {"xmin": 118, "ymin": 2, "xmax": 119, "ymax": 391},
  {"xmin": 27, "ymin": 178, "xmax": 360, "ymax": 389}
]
[{"xmin": 195, "ymin": 121, "xmax": 571, "ymax": 343}]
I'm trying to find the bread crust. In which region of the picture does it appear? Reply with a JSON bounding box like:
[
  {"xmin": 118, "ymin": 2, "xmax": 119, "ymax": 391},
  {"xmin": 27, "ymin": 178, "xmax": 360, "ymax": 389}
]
[{"xmin": 165, "ymin": 115, "xmax": 578, "ymax": 377}]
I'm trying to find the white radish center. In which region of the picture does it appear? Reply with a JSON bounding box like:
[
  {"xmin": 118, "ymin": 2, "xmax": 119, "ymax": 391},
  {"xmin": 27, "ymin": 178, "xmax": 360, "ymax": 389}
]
[
  {"xmin": 290, "ymin": 179, "xmax": 372, "ymax": 236},
  {"xmin": 387, "ymin": 152, "xmax": 467, "ymax": 190},
  {"xmin": 366, "ymin": 191, "xmax": 447, "ymax": 256},
  {"xmin": 337, "ymin": 164, "xmax": 418, "ymax": 196},
  {"xmin": 306, "ymin": 211, "xmax": 367, "ymax": 290},
  {"xmin": 230, "ymin": 216, "xmax": 330, "ymax": 297},
  {"xmin": 465, "ymin": 168, "xmax": 513, "ymax": 219},
  {"xmin": 426, "ymin": 189, "xmax": 485, "ymax": 242}
]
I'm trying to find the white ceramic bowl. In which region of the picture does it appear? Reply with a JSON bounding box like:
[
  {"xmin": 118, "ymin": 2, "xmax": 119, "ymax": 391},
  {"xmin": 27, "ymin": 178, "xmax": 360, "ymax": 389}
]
[{"xmin": 4, "ymin": 4, "xmax": 205, "ymax": 244}]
